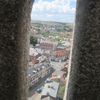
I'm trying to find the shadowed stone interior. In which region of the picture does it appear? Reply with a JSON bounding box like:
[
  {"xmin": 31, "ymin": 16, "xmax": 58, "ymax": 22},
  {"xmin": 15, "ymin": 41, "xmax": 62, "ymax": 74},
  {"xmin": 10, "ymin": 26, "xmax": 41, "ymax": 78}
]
[
  {"xmin": 0, "ymin": 0, "xmax": 33, "ymax": 100},
  {"xmin": 67, "ymin": 0, "xmax": 100, "ymax": 100}
]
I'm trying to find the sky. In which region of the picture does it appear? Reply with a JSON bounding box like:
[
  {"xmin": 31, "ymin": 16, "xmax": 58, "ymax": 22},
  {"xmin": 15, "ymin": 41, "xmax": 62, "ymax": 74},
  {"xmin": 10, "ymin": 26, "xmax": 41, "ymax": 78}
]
[{"xmin": 31, "ymin": 0, "xmax": 76, "ymax": 23}]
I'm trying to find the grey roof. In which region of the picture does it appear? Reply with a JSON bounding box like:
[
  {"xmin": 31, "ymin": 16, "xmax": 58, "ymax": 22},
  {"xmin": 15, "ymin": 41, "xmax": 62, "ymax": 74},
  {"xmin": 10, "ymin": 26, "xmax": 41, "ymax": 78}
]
[
  {"xmin": 27, "ymin": 62, "xmax": 50, "ymax": 76},
  {"xmin": 41, "ymin": 81, "xmax": 59, "ymax": 98},
  {"xmin": 56, "ymin": 44, "xmax": 66, "ymax": 50}
]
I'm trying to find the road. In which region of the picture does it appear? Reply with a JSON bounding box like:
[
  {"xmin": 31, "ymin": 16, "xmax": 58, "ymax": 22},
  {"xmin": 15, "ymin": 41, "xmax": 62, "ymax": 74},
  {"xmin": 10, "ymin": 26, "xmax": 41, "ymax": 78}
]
[{"xmin": 50, "ymin": 61, "xmax": 66, "ymax": 77}]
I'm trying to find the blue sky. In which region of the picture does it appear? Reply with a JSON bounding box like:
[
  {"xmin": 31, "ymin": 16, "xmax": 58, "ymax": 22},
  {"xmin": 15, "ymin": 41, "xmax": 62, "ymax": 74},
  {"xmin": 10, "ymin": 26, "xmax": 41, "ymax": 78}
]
[{"xmin": 31, "ymin": 0, "xmax": 76, "ymax": 23}]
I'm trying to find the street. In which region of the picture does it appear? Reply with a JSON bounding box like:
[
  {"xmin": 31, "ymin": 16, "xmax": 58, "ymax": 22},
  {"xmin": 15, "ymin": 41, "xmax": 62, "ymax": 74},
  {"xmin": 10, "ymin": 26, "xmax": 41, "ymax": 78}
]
[{"xmin": 50, "ymin": 61, "xmax": 66, "ymax": 77}]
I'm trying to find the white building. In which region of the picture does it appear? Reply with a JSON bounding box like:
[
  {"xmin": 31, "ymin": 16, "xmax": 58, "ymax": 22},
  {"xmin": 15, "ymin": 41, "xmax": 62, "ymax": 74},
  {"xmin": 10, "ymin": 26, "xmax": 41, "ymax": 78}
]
[{"xmin": 41, "ymin": 81, "xmax": 59, "ymax": 100}]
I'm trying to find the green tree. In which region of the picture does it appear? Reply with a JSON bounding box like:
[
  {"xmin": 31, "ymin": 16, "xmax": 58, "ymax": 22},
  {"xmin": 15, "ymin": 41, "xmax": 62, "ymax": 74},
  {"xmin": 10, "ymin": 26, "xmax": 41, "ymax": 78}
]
[
  {"xmin": 42, "ymin": 32, "xmax": 48, "ymax": 37},
  {"xmin": 30, "ymin": 36, "xmax": 37, "ymax": 46}
]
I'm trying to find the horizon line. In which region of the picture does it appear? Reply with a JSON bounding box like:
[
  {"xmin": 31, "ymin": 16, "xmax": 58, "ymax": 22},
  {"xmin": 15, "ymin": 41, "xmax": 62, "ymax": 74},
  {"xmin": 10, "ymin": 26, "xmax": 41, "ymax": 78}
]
[{"xmin": 31, "ymin": 19, "xmax": 74, "ymax": 24}]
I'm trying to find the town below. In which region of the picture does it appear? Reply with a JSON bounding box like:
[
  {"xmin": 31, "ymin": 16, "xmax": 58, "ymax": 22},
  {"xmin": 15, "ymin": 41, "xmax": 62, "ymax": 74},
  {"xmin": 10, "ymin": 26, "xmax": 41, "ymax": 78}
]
[{"xmin": 28, "ymin": 21, "xmax": 73, "ymax": 100}]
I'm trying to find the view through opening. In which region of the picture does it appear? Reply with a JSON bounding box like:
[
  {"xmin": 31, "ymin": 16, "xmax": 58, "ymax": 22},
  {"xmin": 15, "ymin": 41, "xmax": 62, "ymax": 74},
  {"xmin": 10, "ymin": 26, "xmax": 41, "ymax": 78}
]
[{"xmin": 28, "ymin": 0, "xmax": 76, "ymax": 100}]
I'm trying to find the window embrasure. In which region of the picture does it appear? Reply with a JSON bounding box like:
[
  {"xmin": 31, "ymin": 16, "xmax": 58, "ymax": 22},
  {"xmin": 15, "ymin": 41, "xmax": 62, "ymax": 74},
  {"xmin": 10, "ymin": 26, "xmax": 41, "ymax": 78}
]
[{"xmin": 27, "ymin": 0, "xmax": 76, "ymax": 100}]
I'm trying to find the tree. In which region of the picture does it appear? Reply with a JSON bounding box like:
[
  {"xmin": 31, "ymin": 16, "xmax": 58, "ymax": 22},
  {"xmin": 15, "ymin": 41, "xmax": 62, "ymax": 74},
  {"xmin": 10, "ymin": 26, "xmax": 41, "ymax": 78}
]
[
  {"xmin": 42, "ymin": 32, "xmax": 48, "ymax": 37},
  {"xmin": 30, "ymin": 36, "xmax": 37, "ymax": 46}
]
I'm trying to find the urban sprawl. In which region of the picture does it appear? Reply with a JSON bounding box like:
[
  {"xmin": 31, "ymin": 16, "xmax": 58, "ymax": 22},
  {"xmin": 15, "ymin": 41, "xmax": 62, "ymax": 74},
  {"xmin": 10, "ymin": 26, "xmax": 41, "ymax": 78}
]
[{"xmin": 28, "ymin": 21, "xmax": 73, "ymax": 100}]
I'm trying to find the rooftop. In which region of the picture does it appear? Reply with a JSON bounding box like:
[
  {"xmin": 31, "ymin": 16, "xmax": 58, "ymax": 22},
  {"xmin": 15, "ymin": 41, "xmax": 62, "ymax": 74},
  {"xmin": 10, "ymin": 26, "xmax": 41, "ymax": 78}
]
[
  {"xmin": 29, "ymin": 47, "xmax": 38, "ymax": 56},
  {"xmin": 41, "ymin": 81, "xmax": 59, "ymax": 98}
]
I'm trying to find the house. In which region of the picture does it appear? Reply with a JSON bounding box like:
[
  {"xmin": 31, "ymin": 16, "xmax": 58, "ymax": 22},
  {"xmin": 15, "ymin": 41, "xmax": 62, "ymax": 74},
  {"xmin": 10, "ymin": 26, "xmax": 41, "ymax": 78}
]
[
  {"xmin": 27, "ymin": 63, "xmax": 52, "ymax": 88},
  {"xmin": 41, "ymin": 81, "xmax": 59, "ymax": 100},
  {"xmin": 51, "ymin": 47, "xmax": 69, "ymax": 62}
]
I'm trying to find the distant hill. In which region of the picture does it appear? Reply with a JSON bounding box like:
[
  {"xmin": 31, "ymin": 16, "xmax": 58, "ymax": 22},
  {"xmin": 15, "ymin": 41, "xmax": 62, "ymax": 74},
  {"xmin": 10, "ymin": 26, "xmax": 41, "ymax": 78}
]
[
  {"xmin": 31, "ymin": 20, "xmax": 73, "ymax": 27},
  {"xmin": 31, "ymin": 20, "xmax": 73, "ymax": 37}
]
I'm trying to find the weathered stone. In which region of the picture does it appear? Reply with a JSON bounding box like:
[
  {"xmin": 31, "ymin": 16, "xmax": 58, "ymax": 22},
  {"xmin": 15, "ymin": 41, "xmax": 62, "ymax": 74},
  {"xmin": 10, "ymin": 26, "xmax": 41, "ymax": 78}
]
[
  {"xmin": 67, "ymin": 0, "xmax": 100, "ymax": 100},
  {"xmin": 0, "ymin": 0, "xmax": 33, "ymax": 100}
]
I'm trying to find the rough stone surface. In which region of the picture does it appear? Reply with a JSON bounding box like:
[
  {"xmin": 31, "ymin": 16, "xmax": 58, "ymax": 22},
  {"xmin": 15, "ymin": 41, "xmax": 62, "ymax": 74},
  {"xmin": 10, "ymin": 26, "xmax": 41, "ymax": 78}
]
[
  {"xmin": 67, "ymin": 0, "xmax": 100, "ymax": 100},
  {"xmin": 0, "ymin": 0, "xmax": 33, "ymax": 100}
]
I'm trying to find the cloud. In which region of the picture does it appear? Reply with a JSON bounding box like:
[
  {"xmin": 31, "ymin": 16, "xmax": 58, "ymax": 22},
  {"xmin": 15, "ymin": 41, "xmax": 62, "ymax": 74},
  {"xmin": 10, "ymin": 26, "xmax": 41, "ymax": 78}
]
[
  {"xmin": 47, "ymin": 14, "xmax": 54, "ymax": 17},
  {"xmin": 32, "ymin": 0, "xmax": 75, "ymax": 13},
  {"xmin": 31, "ymin": 0, "xmax": 76, "ymax": 23}
]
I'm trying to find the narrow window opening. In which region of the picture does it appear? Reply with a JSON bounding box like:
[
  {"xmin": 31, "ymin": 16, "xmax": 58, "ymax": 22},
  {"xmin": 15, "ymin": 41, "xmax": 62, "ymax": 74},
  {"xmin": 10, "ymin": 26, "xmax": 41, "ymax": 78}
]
[{"xmin": 28, "ymin": 0, "xmax": 76, "ymax": 100}]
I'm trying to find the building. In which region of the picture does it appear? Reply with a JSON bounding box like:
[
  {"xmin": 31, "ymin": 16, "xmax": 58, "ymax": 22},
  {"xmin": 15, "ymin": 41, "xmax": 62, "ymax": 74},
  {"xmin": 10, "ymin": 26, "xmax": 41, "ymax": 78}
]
[
  {"xmin": 28, "ymin": 46, "xmax": 53, "ymax": 88},
  {"xmin": 41, "ymin": 81, "xmax": 59, "ymax": 100},
  {"xmin": 51, "ymin": 46, "xmax": 69, "ymax": 62},
  {"xmin": 39, "ymin": 39, "xmax": 57, "ymax": 50},
  {"xmin": 27, "ymin": 63, "xmax": 52, "ymax": 88}
]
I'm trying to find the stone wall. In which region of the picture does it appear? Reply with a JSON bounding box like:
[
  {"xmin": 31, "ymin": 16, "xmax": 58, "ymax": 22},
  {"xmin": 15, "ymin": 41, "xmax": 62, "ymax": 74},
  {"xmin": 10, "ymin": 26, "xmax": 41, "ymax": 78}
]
[
  {"xmin": 67, "ymin": 0, "xmax": 100, "ymax": 100},
  {"xmin": 0, "ymin": 0, "xmax": 33, "ymax": 100}
]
